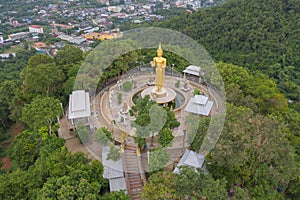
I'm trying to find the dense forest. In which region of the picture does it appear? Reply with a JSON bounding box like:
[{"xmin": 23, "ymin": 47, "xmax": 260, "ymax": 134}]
[
  {"xmin": 158, "ymin": 0, "xmax": 300, "ymax": 100},
  {"xmin": 0, "ymin": 0, "xmax": 299, "ymax": 199},
  {"xmin": 0, "ymin": 45, "xmax": 133, "ymax": 199}
]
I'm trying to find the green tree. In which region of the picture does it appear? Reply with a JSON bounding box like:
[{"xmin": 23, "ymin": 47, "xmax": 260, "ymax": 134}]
[
  {"xmin": 76, "ymin": 121, "xmax": 90, "ymax": 144},
  {"xmin": 21, "ymin": 63, "xmax": 65, "ymax": 97},
  {"xmin": 0, "ymin": 80, "xmax": 18, "ymax": 130},
  {"xmin": 174, "ymin": 167, "xmax": 227, "ymax": 200},
  {"xmin": 132, "ymin": 96, "xmax": 178, "ymax": 148},
  {"xmin": 158, "ymin": 128, "xmax": 174, "ymax": 147},
  {"xmin": 54, "ymin": 45, "xmax": 83, "ymax": 68},
  {"xmin": 140, "ymin": 171, "xmax": 179, "ymax": 199},
  {"xmin": 94, "ymin": 127, "xmax": 112, "ymax": 145},
  {"xmin": 100, "ymin": 191, "xmax": 129, "ymax": 200},
  {"xmin": 21, "ymin": 96, "xmax": 62, "ymax": 135},
  {"xmin": 107, "ymin": 144, "xmax": 120, "ymax": 161},
  {"xmin": 9, "ymin": 130, "xmax": 41, "ymax": 170},
  {"xmin": 141, "ymin": 167, "xmax": 227, "ymax": 199},
  {"xmin": 27, "ymin": 54, "xmax": 53, "ymax": 68},
  {"xmin": 207, "ymin": 104, "xmax": 298, "ymax": 197},
  {"xmin": 159, "ymin": 0, "xmax": 300, "ymax": 100},
  {"xmin": 148, "ymin": 148, "xmax": 170, "ymax": 172}
]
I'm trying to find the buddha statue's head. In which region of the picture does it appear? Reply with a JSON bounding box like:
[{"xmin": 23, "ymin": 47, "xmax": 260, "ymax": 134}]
[{"xmin": 157, "ymin": 43, "xmax": 163, "ymax": 57}]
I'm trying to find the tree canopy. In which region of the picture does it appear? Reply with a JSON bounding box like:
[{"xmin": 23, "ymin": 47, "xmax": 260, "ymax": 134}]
[
  {"xmin": 21, "ymin": 96, "xmax": 63, "ymax": 135},
  {"xmin": 159, "ymin": 0, "xmax": 300, "ymax": 100},
  {"xmin": 140, "ymin": 167, "xmax": 227, "ymax": 199}
]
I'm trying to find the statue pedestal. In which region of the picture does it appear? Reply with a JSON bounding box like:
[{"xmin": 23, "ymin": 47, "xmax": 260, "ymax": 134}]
[
  {"xmin": 151, "ymin": 87, "xmax": 167, "ymax": 98},
  {"xmin": 141, "ymin": 86, "xmax": 176, "ymax": 104}
]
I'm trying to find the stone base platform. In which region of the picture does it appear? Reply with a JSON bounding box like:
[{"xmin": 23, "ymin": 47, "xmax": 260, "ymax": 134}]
[{"xmin": 141, "ymin": 86, "xmax": 176, "ymax": 104}]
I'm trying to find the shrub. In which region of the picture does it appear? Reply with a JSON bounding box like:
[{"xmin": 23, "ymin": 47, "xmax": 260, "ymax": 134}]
[
  {"xmin": 122, "ymin": 81, "xmax": 133, "ymax": 92},
  {"xmin": 94, "ymin": 127, "xmax": 112, "ymax": 145},
  {"xmin": 76, "ymin": 122, "xmax": 89, "ymax": 144},
  {"xmin": 193, "ymin": 88, "xmax": 200, "ymax": 95},
  {"xmin": 107, "ymin": 144, "xmax": 120, "ymax": 161},
  {"xmin": 175, "ymin": 80, "xmax": 180, "ymax": 88},
  {"xmin": 129, "ymin": 109, "xmax": 134, "ymax": 116},
  {"xmin": 117, "ymin": 92, "xmax": 122, "ymax": 105}
]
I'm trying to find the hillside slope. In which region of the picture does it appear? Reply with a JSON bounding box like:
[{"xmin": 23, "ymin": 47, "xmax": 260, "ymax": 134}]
[{"xmin": 159, "ymin": 0, "xmax": 300, "ymax": 100}]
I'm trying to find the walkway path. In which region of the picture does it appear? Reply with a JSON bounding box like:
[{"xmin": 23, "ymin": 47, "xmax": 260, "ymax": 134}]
[{"xmin": 58, "ymin": 115, "xmax": 94, "ymax": 159}]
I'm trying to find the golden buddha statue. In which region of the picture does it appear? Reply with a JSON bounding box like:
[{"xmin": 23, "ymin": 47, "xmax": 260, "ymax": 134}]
[{"xmin": 152, "ymin": 43, "xmax": 166, "ymax": 92}]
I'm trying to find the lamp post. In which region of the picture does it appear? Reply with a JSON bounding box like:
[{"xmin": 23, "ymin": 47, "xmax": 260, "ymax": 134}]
[
  {"xmin": 111, "ymin": 120, "xmax": 116, "ymax": 135},
  {"xmin": 172, "ymin": 63, "xmax": 174, "ymax": 77},
  {"xmin": 199, "ymin": 72, "xmax": 205, "ymax": 84},
  {"xmin": 182, "ymin": 129, "xmax": 186, "ymax": 147}
]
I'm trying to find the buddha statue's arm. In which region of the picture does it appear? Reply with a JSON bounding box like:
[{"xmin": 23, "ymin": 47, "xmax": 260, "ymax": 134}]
[
  {"xmin": 162, "ymin": 58, "xmax": 167, "ymax": 68},
  {"xmin": 151, "ymin": 57, "xmax": 157, "ymax": 67}
]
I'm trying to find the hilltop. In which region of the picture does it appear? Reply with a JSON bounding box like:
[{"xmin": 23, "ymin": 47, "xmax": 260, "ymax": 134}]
[{"xmin": 159, "ymin": 0, "xmax": 300, "ymax": 100}]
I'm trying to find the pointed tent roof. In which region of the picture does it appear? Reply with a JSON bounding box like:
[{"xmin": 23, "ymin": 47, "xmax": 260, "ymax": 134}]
[
  {"xmin": 184, "ymin": 95, "xmax": 213, "ymax": 116},
  {"xmin": 102, "ymin": 146, "xmax": 124, "ymax": 179},
  {"xmin": 192, "ymin": 95, "xmax": 208, "ymax": 105},
  {"xmin": 183, "ymin": 65, "xmax": 201, "ymax": 76},
  {"xmin": 102, "ymin": 146, "xmax": 127, "ymax": 192},
  {"xmin": 173, "ymin": 149, "xmax": 205, "ymax": 173}
]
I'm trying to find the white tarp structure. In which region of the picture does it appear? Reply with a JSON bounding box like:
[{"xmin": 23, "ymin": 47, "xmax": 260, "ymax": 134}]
[
  {"xmin": 183, "ymin": 65, "xmax": 201, "ymax": 76},
  {"xmin": 184, "ymin": 95, "xmax": 213, "ymax": 116},
  {"xmin": 102, "ymin": 146, "xmax": 127, "ymax": 192},
  {"xmin": 173, "ymin": 149, "xmax": 205, "ymax": 174}
]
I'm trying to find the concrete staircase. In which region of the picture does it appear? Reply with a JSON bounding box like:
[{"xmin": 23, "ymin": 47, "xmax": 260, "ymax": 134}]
[{"xmin": 123, "ymin": 145, "xmax": 146, "ymax": 200}]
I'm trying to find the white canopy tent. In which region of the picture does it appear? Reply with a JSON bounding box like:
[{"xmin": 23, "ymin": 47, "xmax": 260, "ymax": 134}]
[
  {"xmin": 183, "ymin": 65, "xmax": 201, "ymax": 77},
  {"xmin": 184, "ymin": 95, "xmax": 213, "ymax": 116},
  {"xmin": 102, "ymin": 146, "xmax": 127, "ymax": 192},
  {"xmin": 173, "ymin": 149, "xmax": 205, "ymax": 174}
]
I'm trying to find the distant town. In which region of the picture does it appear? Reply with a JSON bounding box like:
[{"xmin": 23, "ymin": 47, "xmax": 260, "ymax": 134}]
[{"xmin": 0, "ymin": 0, "xmax": 225, "ymax": 59}]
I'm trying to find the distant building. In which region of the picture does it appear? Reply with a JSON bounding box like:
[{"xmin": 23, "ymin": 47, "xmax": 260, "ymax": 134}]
[
  {"xmin": 33, "ymin": 42, "xmax": 47, "ymax": 51},
  {"xmin": 50, "ymin": 23, "xmax": 73, "ymax": 29},
  {"xmin": 8, "ymin": 32, "xmax": 29, "ymax": 40},
  {"xmin": 68, "ymin": 90, "xmax": 91, "ymax": 129},
  {"xmin": 133, "ymin": 20, "xmax": 141, "ymax": 24},
  {"xmin": 83, "ymin": 32, "xmax": 116, "ymax": 41},
  {"xmin": 57, "ymin": 33, "xmax": 73, "ymax": 42},
  {"xmin": 38, "ymin": 10, "xmax": 47, "ymax": 14},
  {"xmin": 29, "ymin": 25, "xmax": 44, "ymax": 34},
  {"xmin": 107, "ymin": 6, "xmax": 122, "ymax": 12},
  {"xmin": 0, "ymin": 53, "xmax": 16, "ymax": 61},
  {"xmin": 69, "ymin": 37, "xmax": 87, "ymax": 45}
]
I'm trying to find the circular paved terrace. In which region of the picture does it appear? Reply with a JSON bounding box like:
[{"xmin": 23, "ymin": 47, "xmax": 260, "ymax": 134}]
[{"xmin": 90, "ymin": 72, "xmax": 222, "ymax": 150}]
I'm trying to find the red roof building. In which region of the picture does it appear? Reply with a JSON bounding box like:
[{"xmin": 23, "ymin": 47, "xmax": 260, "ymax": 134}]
[{"xmin": 29, "ymin": 25, "xmax": 44, "ymax": 34}]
